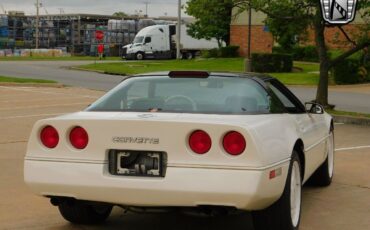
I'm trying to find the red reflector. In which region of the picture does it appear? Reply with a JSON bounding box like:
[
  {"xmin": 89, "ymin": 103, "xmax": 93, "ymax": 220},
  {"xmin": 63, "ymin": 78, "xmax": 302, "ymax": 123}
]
[
  {"xmin": 169, "ymin": 71, "xmax": 209, "ymax": 78},
  {"xmin": 40, "ymin": 126, "xmax": 59, "ymax": 149},
  {"xmin": 189, "ymin": 130, "xmax": 212, "ymax": 154},
  {"xmin": 269, "ymin": 170, "xmax": 276, "ymax": 179},
  {"xmin": 223, "ymin": 131, "xmax": 246, "ymax": 156},
  {"xmin": 69, "ymin": 127, "xmax": 89, "ymax": 150},
  {"xmin": 269, "ymin": 168, "xmax": 282, "ymax": 179}
]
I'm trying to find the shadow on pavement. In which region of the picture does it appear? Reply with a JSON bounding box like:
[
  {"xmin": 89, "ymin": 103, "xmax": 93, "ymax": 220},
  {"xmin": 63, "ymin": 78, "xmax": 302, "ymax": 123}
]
[{"xmin": 52, "ymin": 209, "xmax": 255, "ymax": 230}]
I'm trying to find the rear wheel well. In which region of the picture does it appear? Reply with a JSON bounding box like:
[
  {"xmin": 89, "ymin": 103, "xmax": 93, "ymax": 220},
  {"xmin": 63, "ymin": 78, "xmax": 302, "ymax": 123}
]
[{"xmin": 293, "ymin": 139, "xmax": 305, "ymax": 180}]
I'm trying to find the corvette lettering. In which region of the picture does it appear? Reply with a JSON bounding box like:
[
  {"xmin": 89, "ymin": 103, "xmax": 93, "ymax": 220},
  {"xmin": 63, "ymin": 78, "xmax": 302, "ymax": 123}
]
[{"xmin": 112, "ymin": 137, "xmax": 160, "ymax": 144}]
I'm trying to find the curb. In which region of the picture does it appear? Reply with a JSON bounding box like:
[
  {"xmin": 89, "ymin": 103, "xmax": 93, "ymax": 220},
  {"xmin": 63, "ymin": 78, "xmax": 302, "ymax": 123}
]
[
  {"xmin": 0, "ymin": 82, "xmax": 64, "ymax": 88},
  {"xmin": 69, "ymin": 67, "xmax": 105, "ymax": 74},
  {"xmin": 333, "ymin": 115, "xmax": 370, "ymax": 126},
  {"xmin": 70, "ymin": 67, "xmax": 127, "ymax": 76}
]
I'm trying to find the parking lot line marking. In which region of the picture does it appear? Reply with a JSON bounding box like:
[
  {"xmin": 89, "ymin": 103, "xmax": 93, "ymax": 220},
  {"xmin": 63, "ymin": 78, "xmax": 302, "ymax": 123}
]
[
  {"xmin": 0, "ymin": 103, "xmax": 89, "ymax": 111},
  {"xmin": 335, "ymin": 145, "xmax": 370, "ymax": 152},
  {"xmin": 0, "ymin": 113, "xmax": 64, "ymax": 120},
  {"xmin": 0, "ymin": 140, "xmax": 27, "ymax": 145},
  {"xmin": 0, "ymin": 86, "xmax": 99, "ymax": 99}
]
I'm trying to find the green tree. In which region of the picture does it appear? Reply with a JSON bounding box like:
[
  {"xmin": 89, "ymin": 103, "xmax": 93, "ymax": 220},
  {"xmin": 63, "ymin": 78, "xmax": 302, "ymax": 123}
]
[
  {"xmin": 113, "ymin": 12, "xmax": 128, "ymax": 18},
  {"xmin": 186, "ymin": 0, "xmax": 235, "ymax": 47},
  {"xmin": 234, "ymin": 0, "xmax": 370, "ymax": 107},
  {"xmin": 264, "ymin": 13, "xmax": 309, "ymax": 50}
]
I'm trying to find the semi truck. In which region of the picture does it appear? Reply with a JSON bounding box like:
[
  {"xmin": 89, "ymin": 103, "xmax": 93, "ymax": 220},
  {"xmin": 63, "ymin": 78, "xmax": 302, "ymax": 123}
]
[{"xmin": 124, "ymin": 24, "xmax": 220, "ymax": 60}]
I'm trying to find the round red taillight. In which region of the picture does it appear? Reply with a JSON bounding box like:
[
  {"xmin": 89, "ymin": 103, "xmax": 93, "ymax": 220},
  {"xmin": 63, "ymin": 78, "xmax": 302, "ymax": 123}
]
[
  {"xmin": 189, "ymin": 130, "xmax": 212, "ymax": 154},
  {"xmin": 223, "ymin": 131, "xmax": 246, "ymax": 156},
  {"xmin": 40, "ymin": 126, "xmax": 59, "ymax": 149},
  {"xmin": 69, "ymin": 127, "xmax": 89, "ymax": 150}
]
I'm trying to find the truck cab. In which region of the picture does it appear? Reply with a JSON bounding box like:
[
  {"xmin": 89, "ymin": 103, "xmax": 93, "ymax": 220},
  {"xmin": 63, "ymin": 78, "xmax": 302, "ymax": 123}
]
[{"xmin": 126, "ymin": 25, "xmax": 173, "ymax": 60}]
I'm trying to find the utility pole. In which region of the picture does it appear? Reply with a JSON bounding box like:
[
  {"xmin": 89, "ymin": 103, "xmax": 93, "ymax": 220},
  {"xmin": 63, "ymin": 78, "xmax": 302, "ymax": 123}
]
[
  {"xmin": 177, "ymin": 0, "xmax": 181, "ymax": 59},
  {"xmin": 245, "ymin": 4, "xmax": 252, "ymax": 72},
  {"xmin": 42, "ymin": 4, "xmax": 49, "ymax": 15},
  {"xmin": 35, "ymin": 0, "xmax": 40, "ymax": 49},
  {"xmin": 58, "ymin": 8, "xmax": 65, "ymax": 15},
  {"xmin": 143, "ymin": 1, "xmax": 149, "ymax": 17},
  {"xmin": 0, "ymin": 4, "xmax": 6, "ymax": 14}
]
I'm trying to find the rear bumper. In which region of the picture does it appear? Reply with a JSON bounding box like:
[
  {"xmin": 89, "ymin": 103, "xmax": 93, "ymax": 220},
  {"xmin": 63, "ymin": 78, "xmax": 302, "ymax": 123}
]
[{"xmin": 24, "ymin": 159, "xmax": 289, "ymax": 210}]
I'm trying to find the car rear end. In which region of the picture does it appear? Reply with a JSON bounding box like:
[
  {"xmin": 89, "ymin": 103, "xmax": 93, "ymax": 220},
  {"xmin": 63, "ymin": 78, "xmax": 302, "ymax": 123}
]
[
  {"xmin": 24, "ymin": 111, "xmax": 289, "ymax": 211},
  {"xmin": 25, "ymin": 72, "xmax": 293, "ymax": 212}
]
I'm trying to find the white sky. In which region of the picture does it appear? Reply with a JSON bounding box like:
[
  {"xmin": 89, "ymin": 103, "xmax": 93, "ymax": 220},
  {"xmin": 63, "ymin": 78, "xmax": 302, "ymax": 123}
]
[{"xmin": 0, "ymin": 0, "xmax": 189, "ymax": 17}]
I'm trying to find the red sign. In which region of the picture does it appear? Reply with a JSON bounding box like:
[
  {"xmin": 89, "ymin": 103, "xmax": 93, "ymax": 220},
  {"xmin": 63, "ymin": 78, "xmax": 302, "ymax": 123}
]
[
  {"xmin": 95, "ymin": 30, "xmax": 104, "ymax": 41},
  {"xmin": 97, "ymin": 44, "xmax": 104, "ymax": 54}
]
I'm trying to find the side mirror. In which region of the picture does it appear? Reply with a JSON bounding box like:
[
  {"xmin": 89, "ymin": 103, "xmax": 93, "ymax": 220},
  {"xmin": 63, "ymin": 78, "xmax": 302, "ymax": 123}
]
[{"xmin": 305, "ymin": 102, "xmax": 324, "ymax": 114}]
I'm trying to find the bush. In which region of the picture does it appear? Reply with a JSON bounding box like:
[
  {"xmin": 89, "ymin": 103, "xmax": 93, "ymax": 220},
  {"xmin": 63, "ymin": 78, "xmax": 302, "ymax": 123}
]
[
  {"xmin": 364, "ymin": 53, "xmax": 370, "ymax": 82},
  {"xmin": 219, "ymin": 46, "xmax": 239, "ymax": 58},
  {"xmin": 291, "ymin": 46, "xmax": 319, "ymax": 62},
  {"xmin": 202, "ymin": 46, "xmax": 240, "ymax": 58},
  {"xmin": 273, "ymin": 45, "xmax": 319, "ymax": 62},
  {"xmin": 333, "ymin": 58, "xmax": 364, "ymax": 84},
  {"xmin": 272, "ymin": 46, "xmax": 286, "ymax": 54},
  {"xmin": 329, "ymin": 49, "xmax": 363, "ymax": 60},
  {"xmin": 251, "ymin": 53, "xmax": 293, "ymax": 73},
  {"xmin": 202, "ymin": 48, "xmax": 219, "ymax": 58}
]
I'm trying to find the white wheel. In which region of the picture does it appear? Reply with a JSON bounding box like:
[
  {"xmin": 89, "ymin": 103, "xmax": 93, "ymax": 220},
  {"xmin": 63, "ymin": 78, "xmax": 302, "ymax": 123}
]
[
  {"xmin": 290, "ymin": 161, "xmax": 302, "ymax": 227},
  {"xmin": 328, "ymin": 132, "xmax": 334, "ymax": 178}
]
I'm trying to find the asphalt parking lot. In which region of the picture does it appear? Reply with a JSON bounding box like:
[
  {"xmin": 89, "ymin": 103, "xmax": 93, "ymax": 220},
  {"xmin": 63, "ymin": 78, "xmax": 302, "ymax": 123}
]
[{"xmin": 0, "ymin": 86, "xmax": 369, "ymax": 230}]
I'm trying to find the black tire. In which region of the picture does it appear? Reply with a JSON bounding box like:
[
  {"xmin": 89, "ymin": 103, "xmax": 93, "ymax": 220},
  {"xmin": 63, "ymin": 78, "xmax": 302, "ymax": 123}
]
[
  {"xmin": 252, "ymin": 151, "xmax": 302, "ymax": 230},
  {"xmin": 135, "ymin": 52, "xmax": 145, "ymax": 60},
  {"xmin": 185, "ymin": 52, "xmax": 194, "ymax": 60},
  {"xmin": 58, "ymin": 200, "xmax": 113, "ymax": 225},
  {"xmin": 179, "ymin": 52, "xmax": 185, "ymax": 59},
  {"xmin": 307, "ymin": 130, "xmax": 334, "ymax": 186}
]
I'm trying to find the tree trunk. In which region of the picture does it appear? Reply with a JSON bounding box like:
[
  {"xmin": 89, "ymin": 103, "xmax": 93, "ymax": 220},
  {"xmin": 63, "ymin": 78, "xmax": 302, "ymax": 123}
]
[
  {"xmin": 217, "ymin": 39, "xmax": 223, "ymax": 48},
  {"xmin": 313, "ymin": 11, "xmax": 331, "ymax": 107}
]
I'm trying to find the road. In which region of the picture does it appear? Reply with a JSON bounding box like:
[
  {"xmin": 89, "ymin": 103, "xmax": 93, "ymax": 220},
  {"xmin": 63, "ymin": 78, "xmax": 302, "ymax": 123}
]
[
  {"xmin": 290, "ymin": 86, "xmax": 370, "ymax": 114},
  {"xmin": 0, "ymin": 61, "xmax": 369, "ymax": 113},
  {"xmin": 0, "ymin": 86, "xmax": 369, "ymax": 230},
  {"xmin": 0, "ymin": 61, "xmax": 124, "ymax": 91}
]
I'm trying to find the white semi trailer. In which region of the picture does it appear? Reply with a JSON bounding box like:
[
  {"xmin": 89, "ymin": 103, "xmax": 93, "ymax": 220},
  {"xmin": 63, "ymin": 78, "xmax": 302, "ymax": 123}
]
[{"xmin": 125, "ymin": 24, "xmax": 220, "ymax": 60}]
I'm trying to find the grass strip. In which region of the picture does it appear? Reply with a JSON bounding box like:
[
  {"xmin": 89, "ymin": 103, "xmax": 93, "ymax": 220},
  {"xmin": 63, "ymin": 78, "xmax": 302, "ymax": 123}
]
[
  {"xmin": 78, "ymin": 58, "xmax": 320, "ymax": 85},
  {"xmin": 327, "ymin": 109, "xmax": 370, "ymax": 119},
  {"xmin": 0, "ymin": 76, "xmax": 56, "ymax": 84}
]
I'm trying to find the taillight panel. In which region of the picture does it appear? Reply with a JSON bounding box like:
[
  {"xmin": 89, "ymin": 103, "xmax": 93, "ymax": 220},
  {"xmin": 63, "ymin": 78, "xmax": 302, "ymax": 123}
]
[
  {"xmin": 69, "ymin": 126, "xmax": 89, "ymax": 150},
  {"xmin": 222, "ymin": 131, "xmax": 246, "ymax": 156},
  {"xmin": 189, "ymin": 130, "xmax": 212, "ymax": 154},
  {"xmin": 40, "ymin": 126, "xmax": 59, "ymax": 149}
]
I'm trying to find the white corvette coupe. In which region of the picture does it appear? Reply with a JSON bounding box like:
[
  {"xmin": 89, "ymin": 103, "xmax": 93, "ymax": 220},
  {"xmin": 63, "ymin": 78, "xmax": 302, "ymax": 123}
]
[{"xmin": 24, "ymin": 71, "xmax": 334, "ymax": 230}]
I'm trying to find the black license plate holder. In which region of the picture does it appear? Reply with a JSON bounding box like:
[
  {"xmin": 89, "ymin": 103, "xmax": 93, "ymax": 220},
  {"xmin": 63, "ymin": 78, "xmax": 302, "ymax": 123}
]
[{"xmin": 109, "ymin": 150, "xmax": 167, "ymax": 177}]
